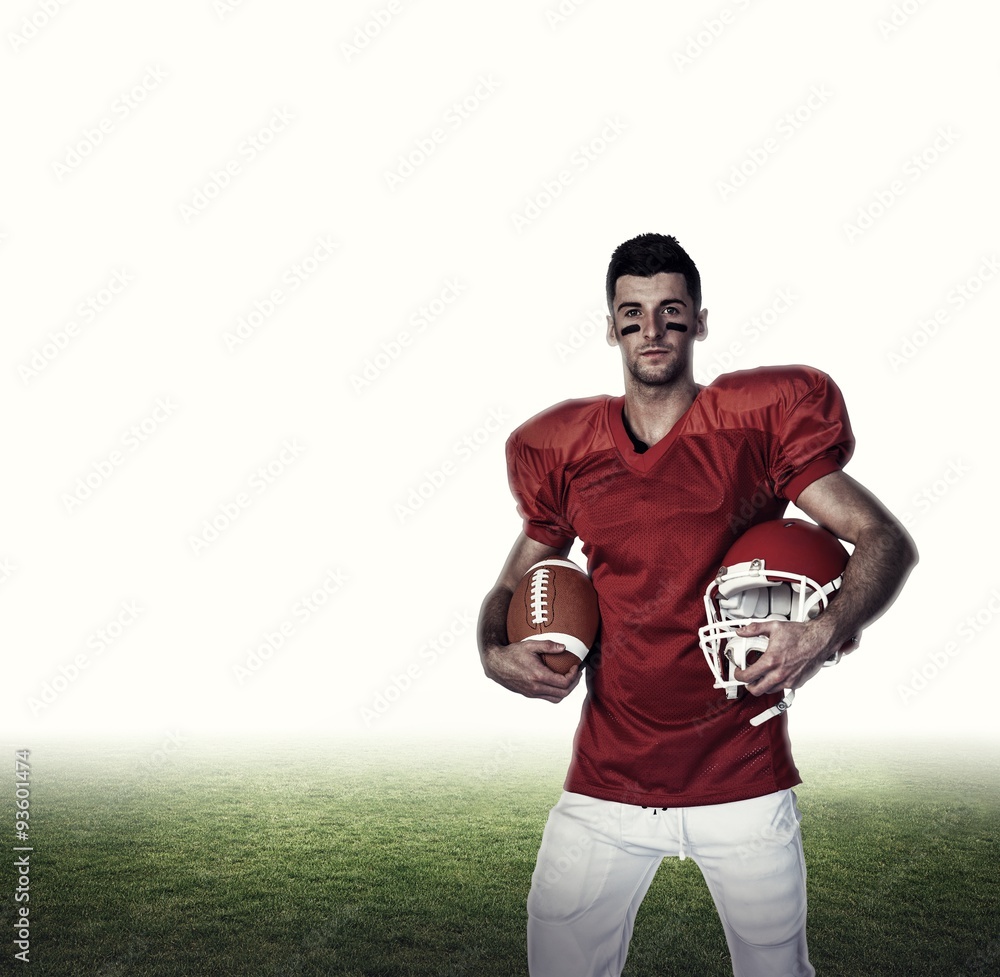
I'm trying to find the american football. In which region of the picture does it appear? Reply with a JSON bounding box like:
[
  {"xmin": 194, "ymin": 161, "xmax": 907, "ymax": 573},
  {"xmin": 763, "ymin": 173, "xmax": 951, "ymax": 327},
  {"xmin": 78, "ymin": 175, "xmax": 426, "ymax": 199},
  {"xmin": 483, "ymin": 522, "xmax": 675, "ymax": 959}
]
[{"xmin": 507, "ymin": 558, "xmax": 600, "ymax": 673}]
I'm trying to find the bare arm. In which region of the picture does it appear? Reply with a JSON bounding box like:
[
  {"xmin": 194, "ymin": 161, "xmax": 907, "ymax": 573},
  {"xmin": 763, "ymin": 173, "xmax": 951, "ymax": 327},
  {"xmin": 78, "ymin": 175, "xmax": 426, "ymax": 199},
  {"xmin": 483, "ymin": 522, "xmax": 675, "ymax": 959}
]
[
  {"xmin": 478, "ymin": 532, "xmax": 583, "ymax": 703},
  {"xmin": 735, "ymin": 470, "xmax": 918, "ymax": 696}
]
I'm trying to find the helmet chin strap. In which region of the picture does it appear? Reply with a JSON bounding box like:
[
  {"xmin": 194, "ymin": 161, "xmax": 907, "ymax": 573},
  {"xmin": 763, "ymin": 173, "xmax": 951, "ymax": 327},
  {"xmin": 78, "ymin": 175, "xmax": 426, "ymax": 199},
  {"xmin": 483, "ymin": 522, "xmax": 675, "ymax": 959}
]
[
  {"xmin": 724, "ymin": 633, "xmax": 794, "ymax": 726},
  {"xmin": 749, "ymin": 689, "xmax": 794, "ymax": 726}
]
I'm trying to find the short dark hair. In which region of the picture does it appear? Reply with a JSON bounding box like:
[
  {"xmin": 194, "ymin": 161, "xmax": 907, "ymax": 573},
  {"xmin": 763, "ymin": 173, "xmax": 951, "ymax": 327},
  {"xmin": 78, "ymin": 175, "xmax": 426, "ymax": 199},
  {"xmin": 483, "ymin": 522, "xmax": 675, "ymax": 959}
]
[{"xmin": 605, "ymin": 233, "xmax": 702, "ymax": 313}]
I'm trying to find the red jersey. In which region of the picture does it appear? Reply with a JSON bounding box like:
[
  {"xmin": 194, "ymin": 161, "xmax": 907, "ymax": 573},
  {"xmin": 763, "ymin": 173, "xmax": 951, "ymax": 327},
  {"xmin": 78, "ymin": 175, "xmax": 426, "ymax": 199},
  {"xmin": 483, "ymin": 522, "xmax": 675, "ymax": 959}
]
[{"xmin": 505, "ymin": 365, "xmax": 854, "ymax": 807}]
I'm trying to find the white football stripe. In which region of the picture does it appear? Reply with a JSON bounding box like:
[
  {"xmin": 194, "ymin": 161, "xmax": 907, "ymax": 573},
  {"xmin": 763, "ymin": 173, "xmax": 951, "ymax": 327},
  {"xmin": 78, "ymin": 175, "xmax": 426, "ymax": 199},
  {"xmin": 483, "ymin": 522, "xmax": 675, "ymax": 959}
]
[{"xmin": 522, "ymin": 633, "xmax": 589, "ymax": 660}]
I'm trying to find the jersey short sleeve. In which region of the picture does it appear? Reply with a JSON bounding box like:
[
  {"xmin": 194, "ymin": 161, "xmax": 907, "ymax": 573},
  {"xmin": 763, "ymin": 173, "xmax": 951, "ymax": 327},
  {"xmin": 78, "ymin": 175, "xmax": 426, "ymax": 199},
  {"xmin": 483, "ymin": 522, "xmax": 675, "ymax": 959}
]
[
  {"xmin": 767, "ymin": 368, "xmax": 855, "ymax": 502},
  {"xmin": 505, "ymin": 436, "xmax": 574, "ymax": 548},
  {"xmin": 505, "ymin": 397, "xmax": 611, "ymax": 549}
]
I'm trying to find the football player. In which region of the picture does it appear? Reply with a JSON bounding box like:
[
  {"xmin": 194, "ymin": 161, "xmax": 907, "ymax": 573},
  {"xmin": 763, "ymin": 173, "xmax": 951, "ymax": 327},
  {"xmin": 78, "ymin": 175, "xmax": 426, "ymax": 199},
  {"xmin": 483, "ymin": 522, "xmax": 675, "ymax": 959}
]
[{"xmin": 477, "ymin": 233, "xmax": 917, "ymax": 977}]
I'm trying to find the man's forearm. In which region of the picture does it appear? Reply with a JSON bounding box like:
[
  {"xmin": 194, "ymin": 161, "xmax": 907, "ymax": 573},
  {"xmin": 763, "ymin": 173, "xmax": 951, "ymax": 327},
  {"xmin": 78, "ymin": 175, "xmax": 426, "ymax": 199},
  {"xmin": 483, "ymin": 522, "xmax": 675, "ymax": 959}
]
[
  {"xmin": 477, "ymin": 586, "xmax": 513, "ymax": 661},
  {"xmin": 817, "ymin": 520, "xmax": 918, "ymax": 647}
]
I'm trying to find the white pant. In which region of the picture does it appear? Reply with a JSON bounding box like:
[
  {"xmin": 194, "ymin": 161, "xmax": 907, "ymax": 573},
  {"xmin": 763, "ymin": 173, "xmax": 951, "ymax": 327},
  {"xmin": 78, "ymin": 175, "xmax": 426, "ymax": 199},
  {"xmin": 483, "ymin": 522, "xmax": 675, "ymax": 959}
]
[{"xmin": 527, "ymin": 789, "xmax": 815, "ymax": 977}]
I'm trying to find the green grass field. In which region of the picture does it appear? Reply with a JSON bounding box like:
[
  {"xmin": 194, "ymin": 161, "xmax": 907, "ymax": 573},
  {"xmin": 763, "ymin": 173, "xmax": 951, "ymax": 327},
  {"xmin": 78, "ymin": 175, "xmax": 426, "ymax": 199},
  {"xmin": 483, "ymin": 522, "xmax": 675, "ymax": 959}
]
[{"xmin": 7, "ymin": 736, "xmax": 999, "ymax": 976}]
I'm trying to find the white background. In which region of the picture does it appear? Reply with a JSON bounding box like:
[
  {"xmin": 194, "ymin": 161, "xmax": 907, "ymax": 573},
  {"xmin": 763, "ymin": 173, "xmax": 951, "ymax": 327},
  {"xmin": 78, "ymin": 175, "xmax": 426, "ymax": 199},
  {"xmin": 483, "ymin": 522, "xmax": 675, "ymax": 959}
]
[{"xmin": 2, "ymin": 0, "xmax": 997, "ymax": 746}]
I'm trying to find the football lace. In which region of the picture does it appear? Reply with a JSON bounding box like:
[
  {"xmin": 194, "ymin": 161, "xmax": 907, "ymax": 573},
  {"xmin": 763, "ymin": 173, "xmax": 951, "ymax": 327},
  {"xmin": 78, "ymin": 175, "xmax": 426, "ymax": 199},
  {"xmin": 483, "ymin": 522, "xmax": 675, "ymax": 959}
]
[{"xmin": 529, "ymin": 568, "xmax": 551, "ymax": 626}]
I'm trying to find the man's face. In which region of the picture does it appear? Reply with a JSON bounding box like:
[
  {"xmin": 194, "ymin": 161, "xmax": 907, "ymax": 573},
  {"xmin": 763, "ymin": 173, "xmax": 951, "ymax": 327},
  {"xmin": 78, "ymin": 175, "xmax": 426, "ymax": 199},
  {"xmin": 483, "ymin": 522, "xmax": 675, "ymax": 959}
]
[{"xmin": 606, "ymin": 272, "xmax": 708, "ymax": 387}]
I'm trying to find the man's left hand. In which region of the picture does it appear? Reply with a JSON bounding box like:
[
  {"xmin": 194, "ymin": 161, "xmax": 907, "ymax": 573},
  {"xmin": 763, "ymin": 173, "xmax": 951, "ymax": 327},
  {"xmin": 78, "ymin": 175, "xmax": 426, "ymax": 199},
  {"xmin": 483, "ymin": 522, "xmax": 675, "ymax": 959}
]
[{"xmin": 733, "ymin": 620, "xmax": 861, "ymax": 696}]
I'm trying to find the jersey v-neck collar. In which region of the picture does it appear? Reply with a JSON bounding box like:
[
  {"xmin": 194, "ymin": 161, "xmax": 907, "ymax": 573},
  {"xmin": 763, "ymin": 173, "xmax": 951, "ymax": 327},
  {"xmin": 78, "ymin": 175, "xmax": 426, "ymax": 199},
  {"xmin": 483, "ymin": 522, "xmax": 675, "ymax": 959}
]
[{"xmin": 607, "ymin": 389, "xmax": 703, "ymax": 473}]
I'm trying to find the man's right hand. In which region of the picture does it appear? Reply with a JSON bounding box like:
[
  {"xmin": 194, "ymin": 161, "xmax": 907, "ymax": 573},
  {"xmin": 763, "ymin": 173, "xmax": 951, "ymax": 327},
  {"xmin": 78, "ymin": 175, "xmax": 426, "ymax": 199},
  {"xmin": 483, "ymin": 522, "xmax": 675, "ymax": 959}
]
[
  {"xmin": 480, "ymin": 638, "xmax": 582, "ymax": 703},
  {"xmin": 478, "ymin": 531, "xmax": 584, "ymax": 703}
]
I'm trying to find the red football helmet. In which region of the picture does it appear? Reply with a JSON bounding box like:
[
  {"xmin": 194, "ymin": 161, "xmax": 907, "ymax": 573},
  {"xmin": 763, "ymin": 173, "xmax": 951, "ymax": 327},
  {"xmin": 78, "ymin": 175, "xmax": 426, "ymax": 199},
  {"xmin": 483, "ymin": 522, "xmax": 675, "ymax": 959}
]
[{"xmin": 698, "ymin": 518, "xmax": 850, "ymax": 726}]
